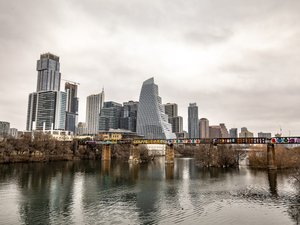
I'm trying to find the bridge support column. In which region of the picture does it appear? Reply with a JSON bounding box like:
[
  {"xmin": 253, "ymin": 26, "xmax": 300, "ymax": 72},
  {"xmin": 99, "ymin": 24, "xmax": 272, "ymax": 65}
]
[
  {"xmin": 129, "ymin": 144, "xmax": 140, "ymax": 163},
  {"xmin": 267, "ymin": 143, "xmax": 277, "ymax": 170},
  {"xmin": 102, "ymin": 145, "xmax": 111, "ymax": 161},
  {"xmin": 165, "ymin": 144, "xmax": 174, "ymax": 164}
]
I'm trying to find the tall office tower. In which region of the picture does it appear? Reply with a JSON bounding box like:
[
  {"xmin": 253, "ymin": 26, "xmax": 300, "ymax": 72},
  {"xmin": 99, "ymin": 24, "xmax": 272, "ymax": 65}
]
[
  {"xmin": 65, "ymin": 82, "xmax": 79, "ymax": 133},
  {"xmin": 99, "ymin": 101, "xmax": 122, "ymax": 131},
  {"xmin": 188, "ymin": 103, "xmax": 199, "ymax": 138},
  {"xmin": 199, "ymin": 118, "xmax": 209, "ymax": 138},
  {"xmin": 86, "ymin": 89, "xmax": 105, "ymax": 135},
  {"xmin": 169, "ymin": 116, "xmax": 183, "ymax": 133},
  {"xmin": 229, "ymin": 128, "xmax": 238, "ymax": 138},
  {"xmin": 220, "ymin": 123, "xmax": 229, "ymax": 138},
  {"xmin": 120, "ymin": 101, "xmax": 139, "ymax": 132},
  {"xmin": 209, "ymin": 125, "xmax": 222, "ymax": 138},
  {"xmin": 136, "ymin": 78, "xmax": 176, "ymax": 139},
  {"xmin": 36, "ymin": 91, "xmax": 67, "ymax": 130},
  {"xmin": 164, "ymin": 103, "xmax": 178, "ymax": 118},
  {"xmin": 36, "ymin": 53, "xmax": 61, "ymax": 92},
  {"xmin": 164, "ymin": 103, "xmax": 182, "ymax": 133},
  {"xmin": 239, "ymin": 127, "xmax": 254, "ymax": 138},
  {"xmin": 26, "ymin": 53, "xmax": 67, "ymax": 131}
]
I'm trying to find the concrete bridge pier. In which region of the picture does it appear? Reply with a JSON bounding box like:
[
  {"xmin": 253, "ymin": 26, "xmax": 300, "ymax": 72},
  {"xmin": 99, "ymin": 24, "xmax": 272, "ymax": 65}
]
[
  {"xmin": 128, "ymin": 144, "xmax": 140, "ymax": 163},
  {"xmin": 102, "ymin": 144, "xmax": 111, "ymax": 161},
  {"xmin": 267, "ymin": 143, "xmax": 277, "ymax": 170},
  {"xmin": 165, "ymin": 144, "xmax": 175, "ymax": 164}
]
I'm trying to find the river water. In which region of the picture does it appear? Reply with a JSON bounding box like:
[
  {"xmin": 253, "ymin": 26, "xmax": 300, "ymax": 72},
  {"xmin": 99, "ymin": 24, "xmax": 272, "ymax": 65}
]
[{"xmin": 0, "ymin": 158, "xmax": 299, "ymax": 225}]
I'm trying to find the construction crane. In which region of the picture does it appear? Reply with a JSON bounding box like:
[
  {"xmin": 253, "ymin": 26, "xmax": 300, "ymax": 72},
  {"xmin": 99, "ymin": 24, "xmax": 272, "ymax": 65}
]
[{"xmin": 61, "ymin": 79, "xmax": 80, "ymax": 85}]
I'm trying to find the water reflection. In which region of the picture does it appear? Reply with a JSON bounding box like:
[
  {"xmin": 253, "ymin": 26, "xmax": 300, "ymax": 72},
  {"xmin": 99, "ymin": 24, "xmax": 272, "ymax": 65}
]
[{"xmin": 0, "ymin": 159, "xmax": 298, "ymax": 225}]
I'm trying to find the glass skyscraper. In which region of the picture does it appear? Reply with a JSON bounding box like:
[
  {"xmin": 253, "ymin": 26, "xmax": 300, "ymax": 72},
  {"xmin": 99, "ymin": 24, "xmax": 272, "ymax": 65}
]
[
  {"xmin": 188, "ymin": 103, "xmax": 199, "ymax": 138},
  {"xmin": 136, "ymin": 78, "xmax": 175, "ymax": 139},
  {"xmin": 86, "ymin": 89, "xmax": 105, "ymax": 135},
  {"xmin": 26, "ymin": 53, "xmax": 67, "ymax": 131},
  {"xmin": 65, "ymin": 82, "xmax": 79, "ymax": 133}
]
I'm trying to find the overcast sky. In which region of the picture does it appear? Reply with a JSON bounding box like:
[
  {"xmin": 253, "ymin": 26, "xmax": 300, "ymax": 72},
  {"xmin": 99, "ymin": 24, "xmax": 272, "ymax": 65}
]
[{"xmin": 1, "ymin": 0, "xmax": 300, "ymax": 136}]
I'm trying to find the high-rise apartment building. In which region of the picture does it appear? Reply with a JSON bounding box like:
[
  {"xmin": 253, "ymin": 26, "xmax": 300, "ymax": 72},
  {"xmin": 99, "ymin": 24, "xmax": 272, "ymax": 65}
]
[
  {"xmin": 65, "ymin": 82, "xmax": 79, "ymax": 133},
  {"xmin": 86, "ymin": 89, "xmax": 105, "ymax": 135},
  {"xmin": 164, "ymin": 103, "xmax": 183, "ymax": 133},
  {"xmin": 120, "ymin": 101, "xmax": 139, "ymax": 132},
  {"xmin": 26, "ymin": 53, "xmax": 67, "ymax": 131},
  {"xmin": 99, "ymin": 101, "xmax": 122, "ymax": 131},
  {"xmin": 136, "ymin": 78, "xmax": 175, "ymax": 139},
  {"xmin": 36, "ymin": 53, "xmax": 61, "ymax": 92},
  {"xmin": 169, "ymin": 116, "xmax": 183, "ymax": 133},
  {"xmin": 229, "ymin": 128, "xmax": 238, "ymax": 138},
  {"xmin": 188, "ymin": 103, "xmax": 199, "ymax": 138},
  {"xmin": 199, "ymin": 118, "xmax": 209, "ymax": 138},
  {"xmin": 164, "ymin": 103, "xmax": 178, "ymax": 118}
]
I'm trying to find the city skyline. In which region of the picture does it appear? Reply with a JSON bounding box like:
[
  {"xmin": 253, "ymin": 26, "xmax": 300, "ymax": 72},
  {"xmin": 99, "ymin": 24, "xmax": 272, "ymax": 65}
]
[{"xmin": 1, "ymin": 1, "xmax": 300, "ymax": 135}]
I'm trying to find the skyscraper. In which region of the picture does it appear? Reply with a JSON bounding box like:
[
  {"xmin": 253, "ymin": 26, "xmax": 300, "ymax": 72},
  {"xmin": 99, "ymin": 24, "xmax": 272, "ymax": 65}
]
[
  {"xmin": 36, "ymin": 53, "xmax": 61, "ymax": 92},
  {"xmin": 229, "ymin": 128, "xmax": 238, "ymax": 138},
  {"xmin": 65, "ymin": 82, "xmax": 79, "ymax": 133},
  {"xmin": 163, "ymin": 103, "xmax": 183, "ymax": 133},
  {"xmin": 188, "ymin": 103, "xmax": 199, "ymax": 138},
  {"xmin": 26, "ymin": 53, "xmax": 67, "ymax": 131},
  {"xmin": 169, "ymin": 116, "xmax": 183, "ymax": 133},
  {"xmin": 120, "ymin": 101, "xmax": 139, "ymax": 132},
  {"xmin": 199, "ymin": 118, "xmax": 209, "ymax": 138},
  {"xmin": 99, "ymin": 101, "xmax": 122, "ymax": 131},
  {"xmin": 86, "ymin": 89, "xmax": 105, "ymax": 135},
  {"xmin": 164, "ymin": 103, "xmax": 178, "ymax": 118},
  {"xmin": 136, "ymin": 78, "xmax": 175, "ymax": 139}
]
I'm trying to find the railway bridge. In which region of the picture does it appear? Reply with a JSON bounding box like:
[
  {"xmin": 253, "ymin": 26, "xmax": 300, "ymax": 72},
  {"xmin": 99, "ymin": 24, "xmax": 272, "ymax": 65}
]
[{"xmin": 82, "ymin": 137, "xmax": 300, "ymax": 170}]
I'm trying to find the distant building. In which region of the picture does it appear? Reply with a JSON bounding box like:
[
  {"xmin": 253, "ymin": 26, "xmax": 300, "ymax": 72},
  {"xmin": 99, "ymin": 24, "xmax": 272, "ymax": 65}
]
[
  {"xmin": 136, "ymin": 78, "xmax": 175, "ymax": 139},
  {"xmin": 258, "ymin": 132, "xmax": 272, "ymax": 138},
  {"xmin": 239, "ymin": 127, "xmax": 254, "ymax": 138},
  {"xmin": 188, "ymin": 103, "xmax": 199, "ymax": 138},
  {"xmin": 209, "ymin": 125, "xmax": 221, "ymax": 138},
  {"xmin": 199, "ymin": 118, "xmax": 209, "ymax": 138},
  {"xmin": 0, "ymin": 121, "xmax": 10, "ymax": 138},
  {"xmin": 77, "ymin": 122, "xmax": 88, "ymax": 135},
  {"xmin": 164, "ymin": 103, "xmax": 182, "ymax": 133},
  {"xmin": 120, "ymin": 101, "xmax": 139, "ymax": 132},
  {"xmin": 9, "ymin": 128, "xmax": 18, "ymax": 139},
  {"xmin": 169, "ymin": 116, "xmax": 183, "ymax": 133},
  {"xmin": 65, "ymin": 82, "xmax": 79, "ymax": 133},
  {"xmin": 99, "ymin": 101, "xmax": 122, "ymax": 131},
  {"xmin": 176, "ymin": 131, "xmax": 188, "ymax": 139},
  {"xmin": 164, "ymin": 103, "xmax": 178, "ymax": 117},
  {"xmin": 26, "ymin": 53, "xmax": 67, "ymax": 131},
  {"xmin": 229, "ymin": 128, "xmax": 238, "ymax": 138},
  {"xmin": 220, "ymin": 123, "xmax": 229, "ymax": 138},
  {"xmin": 36, "ymin": 53, "xmax": 61, "ymax": 92},
  {"xmin": 86, "ymin": 89, "xmax": 105, "ymax": 135}
]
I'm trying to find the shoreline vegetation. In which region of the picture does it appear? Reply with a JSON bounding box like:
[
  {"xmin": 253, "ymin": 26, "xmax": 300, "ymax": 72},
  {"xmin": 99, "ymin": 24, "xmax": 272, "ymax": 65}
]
[{"xmin": 1, "ymin": 134, "xmax": 300, "ymax": 170}]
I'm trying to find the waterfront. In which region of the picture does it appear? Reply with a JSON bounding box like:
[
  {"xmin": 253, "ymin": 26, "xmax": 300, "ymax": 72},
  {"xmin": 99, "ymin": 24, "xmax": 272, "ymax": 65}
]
[{"xmin": 0, "ymin": 158, "xmax": 299, "ymax": 225}]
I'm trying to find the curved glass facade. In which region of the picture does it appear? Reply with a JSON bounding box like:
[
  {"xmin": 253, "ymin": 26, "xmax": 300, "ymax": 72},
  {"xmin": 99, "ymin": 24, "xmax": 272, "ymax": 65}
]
[{"xmin": 136, "ymin": 78, "xmax": 176, "ymax": 139}]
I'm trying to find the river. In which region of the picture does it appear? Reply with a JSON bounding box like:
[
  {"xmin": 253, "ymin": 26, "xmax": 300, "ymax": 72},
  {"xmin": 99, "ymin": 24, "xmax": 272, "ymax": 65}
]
[{"xmin": 0, "ymin": 158, "xmax": 299, "ymax": 225}]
